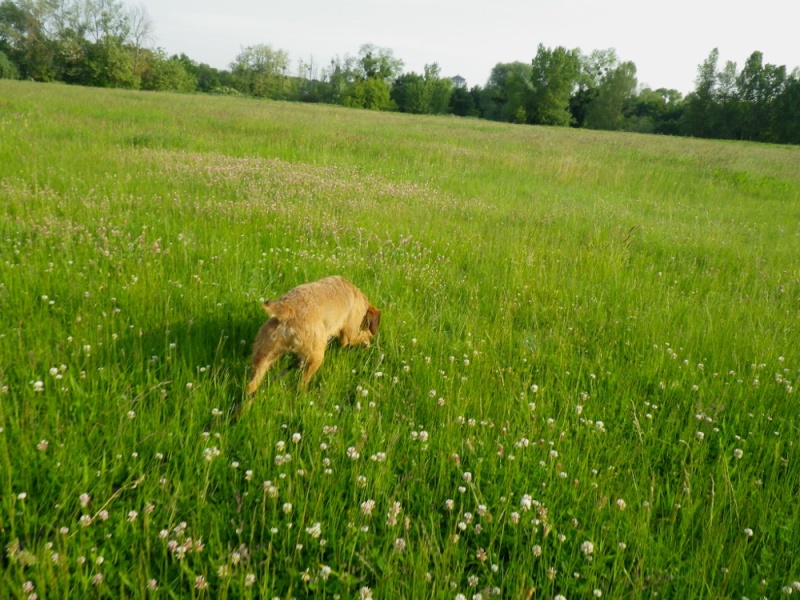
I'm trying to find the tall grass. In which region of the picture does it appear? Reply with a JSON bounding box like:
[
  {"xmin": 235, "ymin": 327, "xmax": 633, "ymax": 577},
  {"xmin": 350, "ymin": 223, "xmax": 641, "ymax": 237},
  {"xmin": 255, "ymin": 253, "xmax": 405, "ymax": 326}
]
[{"xmin": 1, "ymin": 80, "xmax": 799, "ymax": 599}]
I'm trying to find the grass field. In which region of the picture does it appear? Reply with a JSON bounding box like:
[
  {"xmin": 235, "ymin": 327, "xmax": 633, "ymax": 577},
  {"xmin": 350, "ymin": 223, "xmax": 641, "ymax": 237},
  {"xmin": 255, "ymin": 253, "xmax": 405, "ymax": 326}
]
[{"xmin": 1, "ymin": 80, "xmax": 799, "ymax": 599}]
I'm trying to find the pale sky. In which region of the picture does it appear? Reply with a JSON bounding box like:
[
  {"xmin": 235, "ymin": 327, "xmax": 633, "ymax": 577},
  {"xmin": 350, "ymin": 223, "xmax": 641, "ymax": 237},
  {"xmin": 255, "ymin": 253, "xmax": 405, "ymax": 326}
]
[{"xmin": 135, "ymin": 0, "xmax": 799, "ymax": 95}]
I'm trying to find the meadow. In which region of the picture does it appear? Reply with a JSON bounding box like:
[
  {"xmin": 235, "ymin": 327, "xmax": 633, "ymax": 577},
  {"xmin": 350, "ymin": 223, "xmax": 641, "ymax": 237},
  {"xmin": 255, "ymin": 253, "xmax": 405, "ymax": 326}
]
[{"xmin": 1, "ymin": 80, "xmax": 798, "ymax": 599}]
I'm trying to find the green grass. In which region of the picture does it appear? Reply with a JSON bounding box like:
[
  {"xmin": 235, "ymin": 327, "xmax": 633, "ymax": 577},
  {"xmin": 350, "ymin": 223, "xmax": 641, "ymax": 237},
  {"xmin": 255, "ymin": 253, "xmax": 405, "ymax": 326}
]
[{"xmin": 1, "ymin": 80, "xmax": 799, "ymax": 599}]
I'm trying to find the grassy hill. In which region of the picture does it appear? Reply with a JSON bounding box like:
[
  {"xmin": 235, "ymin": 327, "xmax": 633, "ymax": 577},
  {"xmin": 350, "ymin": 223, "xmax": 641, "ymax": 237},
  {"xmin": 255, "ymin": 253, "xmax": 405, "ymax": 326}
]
[{"xmin": 1, "ymin": 80, "xmax": 798, "ymax": 598}]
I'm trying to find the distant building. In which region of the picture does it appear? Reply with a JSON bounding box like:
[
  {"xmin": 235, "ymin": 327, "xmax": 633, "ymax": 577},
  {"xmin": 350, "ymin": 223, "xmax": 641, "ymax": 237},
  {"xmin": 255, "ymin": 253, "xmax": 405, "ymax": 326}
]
[{"xmin": 451, "ymin": 75, "xmax": 467, "ymax": 88}]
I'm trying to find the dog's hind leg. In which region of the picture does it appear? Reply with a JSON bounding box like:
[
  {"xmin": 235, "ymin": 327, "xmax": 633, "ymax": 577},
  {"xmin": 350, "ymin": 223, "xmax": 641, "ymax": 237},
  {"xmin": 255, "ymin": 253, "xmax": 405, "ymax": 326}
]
[{"xmin": 300, "ymin": 349, "xmax": 325, "ymax": 387}]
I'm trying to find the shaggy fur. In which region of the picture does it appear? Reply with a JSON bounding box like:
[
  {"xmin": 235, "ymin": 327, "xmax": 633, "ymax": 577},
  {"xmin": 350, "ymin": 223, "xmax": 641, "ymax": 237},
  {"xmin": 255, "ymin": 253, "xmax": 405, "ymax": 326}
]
[{"xmin": 246, "ymin": 276, "xmax": 381, "ymax": 394}]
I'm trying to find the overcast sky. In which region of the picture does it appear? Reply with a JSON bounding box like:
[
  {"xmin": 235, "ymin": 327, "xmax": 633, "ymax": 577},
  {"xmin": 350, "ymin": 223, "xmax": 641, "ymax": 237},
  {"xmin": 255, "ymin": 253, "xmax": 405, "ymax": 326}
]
[{"xmin": 134, "ymin": 0, "xmax": 799, "ymax": 95}]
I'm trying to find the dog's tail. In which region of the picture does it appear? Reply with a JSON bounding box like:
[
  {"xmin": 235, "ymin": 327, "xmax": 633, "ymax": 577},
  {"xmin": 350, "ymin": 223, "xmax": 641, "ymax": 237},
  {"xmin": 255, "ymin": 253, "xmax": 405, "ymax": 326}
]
[{"xmin": 262, "ymin": 300, "xmax": 294, "ymax": 322}]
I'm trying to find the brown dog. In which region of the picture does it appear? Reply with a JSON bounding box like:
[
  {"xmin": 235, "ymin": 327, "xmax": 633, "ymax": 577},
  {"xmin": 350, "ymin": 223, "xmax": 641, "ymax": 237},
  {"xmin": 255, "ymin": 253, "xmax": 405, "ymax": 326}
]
[{"xmin": 246, "ymin": 276, "xmax": 381, "ymax": 394}]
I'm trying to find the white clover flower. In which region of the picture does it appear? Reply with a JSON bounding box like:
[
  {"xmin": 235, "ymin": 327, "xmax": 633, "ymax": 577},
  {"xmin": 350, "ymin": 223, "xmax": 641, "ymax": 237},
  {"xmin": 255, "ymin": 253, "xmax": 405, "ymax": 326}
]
[
  {"xmin": 463, "ymin": 472, "xmax": 473, "ymax": 483},
  {"xmin": 305, "ymin": 522, "xmax": 322, "ymax": 538},
  {"xmin": 581, "ymin": 540, "xmax": 594, "ymax": 555},
  {"xmin": 734, "ymin": 448, "xmax": 744, "ymax": 459},
  {"xmin": 616, "ymin": 498, "xmax": 627, "ymax": 510},
  {"xmin": 361, "ymin": 499, "xmax": 375, "ymax": 515},
  {"xmin": 127, "ymin": 511, "xmax": 138, "ymax": 522},
  {"xmin": 33, "ymin": 381, "xmax": 44, "ymax": 392},
  {"xmin": 244, "ymin": 574, "xmax": 256, "ymax": 587},
  {"xmin": 744, "ymin": 528, "xmax": 754, "ymax": 537},
  {"xmin": 37, "ymin": 439, "xmax": 49, "ymax": 451}
]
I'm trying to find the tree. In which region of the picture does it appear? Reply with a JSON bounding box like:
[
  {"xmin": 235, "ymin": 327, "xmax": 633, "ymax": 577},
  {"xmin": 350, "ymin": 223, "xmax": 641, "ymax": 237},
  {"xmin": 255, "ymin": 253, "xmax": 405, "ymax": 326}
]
[
  {"xmin": 736, "ymin": 51, "xmax": 787, "ymax": 141},
  {"xmin": 529, "ymin": 44, "xmax": 581, "ymax": 126},
  {"xmin": 139, "ymin": 48, "xmax": 196, "ymax": 91},
  {"xmin": 344, "ymin": 76, "xmax": 393, "ymax": 110},
  {"xmin": 584, "ymin": 61, "xmax": 637, "ymax": 130},
  {"xmin": 391, "ymin": 63, "xmax": 452, "ymax": 114},
  {"xmin": 681, "ymin": 48, "xmax": 719, "ymax": 138},
  {"xmin": 481, "ymin": 61, "xmax": 532, "ymax": 122},
  {"xmin": 626, "ymin": 87, "xmax": 683, "ymax": 134},
  {"xmin": 0, "ymin": 48, "xmax": 18, "ymax": 77},
  {"xmin": 230, "ymin": 44, "xmax": 290, "ymax": 98},
  {"xmin": 0, "ymin": 0, "xmax": 59, "ymax": 80},
  {"xmin": 354, "ymin": 43, "xmax": 403, "ymax": 82},
  {"xmin": 449, "ymin": 84, "xmax": 478, "ymax": 117},
  {"xmin": 126, "ymin": 2, "xmax": 152, "ymax": 77}
]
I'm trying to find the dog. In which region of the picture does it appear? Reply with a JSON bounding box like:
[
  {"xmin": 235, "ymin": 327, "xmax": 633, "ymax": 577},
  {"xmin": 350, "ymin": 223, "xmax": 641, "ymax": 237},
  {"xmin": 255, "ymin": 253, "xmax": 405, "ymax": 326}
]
[{"xmin": 246, "ymin": 276, "xmax": 381, "ymax": 394}]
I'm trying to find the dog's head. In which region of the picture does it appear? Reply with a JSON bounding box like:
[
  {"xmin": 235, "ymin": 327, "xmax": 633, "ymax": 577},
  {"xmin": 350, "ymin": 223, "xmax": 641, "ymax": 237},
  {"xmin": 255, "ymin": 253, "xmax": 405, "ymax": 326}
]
[{"xmin": 362, "ymin": 305, "xmax": 381, "ymax": 337}]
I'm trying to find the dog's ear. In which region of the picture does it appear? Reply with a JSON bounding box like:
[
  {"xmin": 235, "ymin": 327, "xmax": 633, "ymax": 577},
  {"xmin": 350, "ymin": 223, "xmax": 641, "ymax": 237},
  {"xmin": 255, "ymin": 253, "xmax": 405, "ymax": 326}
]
[{"xmin": 363, "ymin": 305, "xmax": 381, "ymax": 335}]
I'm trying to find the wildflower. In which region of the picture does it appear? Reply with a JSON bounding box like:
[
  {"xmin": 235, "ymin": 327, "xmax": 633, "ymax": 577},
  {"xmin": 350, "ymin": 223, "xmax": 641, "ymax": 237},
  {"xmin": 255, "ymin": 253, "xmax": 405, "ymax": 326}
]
[
  {"xmin": 79, "ymin": 493, "xmax": 91, "ymax": 507},
  {"xmin": 195, "ymin": 575, "xmax": 207, "ymax": 590},
  {"xmin": 37, "ymin": 439, "xmax": 49, "ymax": 451},
  {"xmin": 79, "ymin": 514, "xmax": 91, "ymax": 527},
  {"xmin": 127, "ymin": 510, "xmax": 138, "ymax": 522},
  {"xmin": 33, "ymin": 381, "xmax": 44, "ymax": 392},
  {"xmin": 734, "ymin": 448, "xmax": 744, "ymax": 459},
  {"xmin": 244, "ymin": 573, "xmax": 256, "ymax": 587},
  {"xmin": 23, "ymin": 581, "xmax": 34, "ymax": 593},
  {"xmin": 520, "ymin": 494, "xmax": 533, "ymax": 511},
  {"xmin": 147, "ymin": 579, "xmax": 158, "ymax": 591},
  {"xmin": 292, "ymin": 432, "xmax": 302, "ymax": 443},
  {"xmin": 744, "ymin": 528, "xmax": 754, "ymax": 537},
  {"xmin": 282, "ymin": 502, "xmax": 292, "ymax": 514},
  {"xmin": 361, "ymin": 499, "xmax": 376, "ymax": 515},
  {"xmin": 92, "ymin": 573, "xmax": 103, "ymax": 586},
  {"xmin": 463, "ymin": 472, "xmax": 473, "ymax": 483},
  {"xmin": 386, "ymin": 501, "xmax": 402, "ymax": 526},
  {"xmin": 532, "ymin": 545, "xmax": 542, "ymax": 557},
  {"xmin": 445, "ymin": 499, "xmax": 455, "ymax": 511},
  {"xmin": 394, "ymin": 537, "xmax": 407, "ymax": 553},
  {"xmin": 360, "ymin": 586, "xmax": 373, "ymax": 599},
  {"xmin": 696, "ymin": 431, "xmax": 705, "ymax": 441},
  {"xmin": 127, "ymin": 410, "xmax": 136, "ymax": 420},
  {"xmin": 615, "ymin": 498, "xmax": 627, "ymax": 510},
  {"xmin": 593, "ymin": 590, "xmax": 603, "ymax": 597},
  {"xmin": 468, "ymin": 575, "xmax": 479, "ymax": 587},
  {"xmin": 347, "ymin": 447, "xmax": 360, "ymax": 460},
  {"xmin": 305, "ymin": 522, "xmax": 322, "ymax": 538},
  {"xmin": 581, "ymin": 541, "xmax": 594, "ymax": 555},
  {"xmin": 510, "ymin": 511, "xmax": 520, "ymax": 524},
  {"xmin": 476, "ymin": 548, "xmax": 488, "ymax": 562}
]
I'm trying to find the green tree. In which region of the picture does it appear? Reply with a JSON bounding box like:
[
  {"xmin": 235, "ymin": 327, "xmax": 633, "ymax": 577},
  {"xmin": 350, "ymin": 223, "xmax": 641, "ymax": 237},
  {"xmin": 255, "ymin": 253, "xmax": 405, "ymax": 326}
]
[
  {"xmin": 230, "ymin": 44, "xmax": 290, "ymax": 98},
  {"xmin": 0, "ymin": 48, "xmax": 17, "ymax": 77},
  {"xmin": 0, "ymin": 0, "xmax": 58, "ymax": 80},
  {"xmin": 529, "ymin": 44, "xmax": 581, "ymax": 126},
  {"xmin": 481, "ymin": 61, "xmax": 532, "ymax": 122},
  {"xmin": 584, "ymin": 61, "xmax": 637, "ymax": 130},
  {"xmin": 449, "ymin": 84, "xmax": 478, "ymax": 117},
  {"xmin": 681, "ymin": 48, "xmax": 719, "ymax": 138},
  {"xmin": 354, "ymin": 43, "xmax": 403, "ymax": 82},
  {"xmin": 344, "ymin": 76, "xmax": 393, "ymax": 110},
  {"xmin": 391, "ymin": 63, "xmax": 452, "ymax": 114},
  {"xmin": 736, "ymin": 51, "xmax": 787, "ymax": 141},
  {"xmin": 139, "ymin": 49, "xmax": 196, "ymax": 92}
]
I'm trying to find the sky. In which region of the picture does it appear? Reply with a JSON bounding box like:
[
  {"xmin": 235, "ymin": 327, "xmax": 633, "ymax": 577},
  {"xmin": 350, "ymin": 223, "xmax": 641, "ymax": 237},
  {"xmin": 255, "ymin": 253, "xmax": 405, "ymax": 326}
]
[{"xmin": 135, "ymin": 0, "xmax": 800, "ymax": 95}]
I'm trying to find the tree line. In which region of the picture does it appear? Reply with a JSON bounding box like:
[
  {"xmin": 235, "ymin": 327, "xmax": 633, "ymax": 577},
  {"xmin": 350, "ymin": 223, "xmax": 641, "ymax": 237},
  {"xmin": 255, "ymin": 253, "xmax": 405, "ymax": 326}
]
[{"xmin": 2, "ymin": 0, "xmax": 799, "ymax": 144}]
